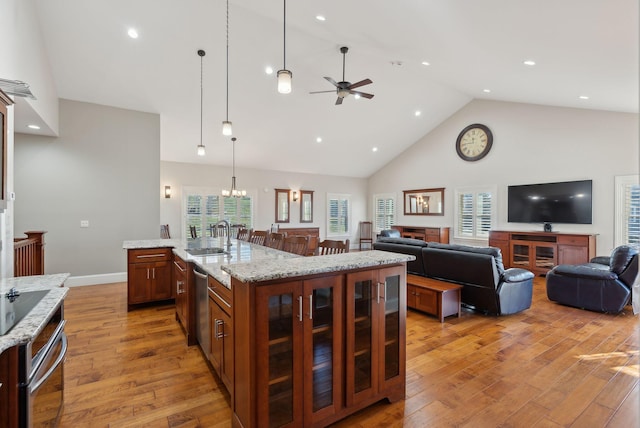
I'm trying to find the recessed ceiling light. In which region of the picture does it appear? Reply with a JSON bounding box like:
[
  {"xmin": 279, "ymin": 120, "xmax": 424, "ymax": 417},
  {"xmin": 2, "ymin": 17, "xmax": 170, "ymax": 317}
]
[
  {"xmin": 421, "ymin": 61, "xmax": 430, "ymax": 66},
  {"xmin": 27, "ymin": 124, "xmax": 40, "ymax": 130},
  {"xmin": 483, "ymin": 89, "xmax": 491, "ymax": 93},
  {"xmin": 578, "ymin": 95, "xmax": 590, "ymax": 100},
  {"xmin": 127, "ymin": 28, "xmax": 139, "ymax": 39},
  {"xmin": 316, "ymin": 137, "xmax": 322, "ymax": 143},
  {"xmin": 265, "ymin": 66, "xmax": 274, "ymax": 75},
  {"xmin": 523, "ymin": 60, "xmax": 536, "ymax": 66},
  {"xmin": 315, "ymin": 15, "xmax": 326, "ymax": 21},
  {"xmin": 372, "ymin": 147, "xmax": 378, "ymax": 152},
  {"xmin": 414, "ymin": 110, "xmax": 421, "ymax": 117}
]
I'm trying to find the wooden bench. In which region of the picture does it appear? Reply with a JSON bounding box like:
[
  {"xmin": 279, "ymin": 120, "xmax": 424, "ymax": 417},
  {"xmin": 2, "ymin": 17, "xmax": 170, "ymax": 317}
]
[{"xmin": 406, "ymin": 274, "xmax": 463, "ymax": 322}]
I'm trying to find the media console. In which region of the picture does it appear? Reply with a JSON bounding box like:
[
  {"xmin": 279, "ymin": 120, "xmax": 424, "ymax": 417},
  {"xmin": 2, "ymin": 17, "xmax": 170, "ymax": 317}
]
[{"xmin": 489, "ymin": 230, "xmax": 597, "ymax": 276}]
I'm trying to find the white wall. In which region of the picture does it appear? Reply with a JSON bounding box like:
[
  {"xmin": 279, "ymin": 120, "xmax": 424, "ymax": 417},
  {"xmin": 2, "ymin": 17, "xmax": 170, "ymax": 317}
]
[
  {"xmin": 161, "ymin": 161, "xmax": 368, "ymax": 245},
  {"xmin": 369, "ymin": 99, "xmax": 640, "ymax": 255},
  {"xmin": 14, "ymin": 99, "xmax": 160, "ymax": 281}
]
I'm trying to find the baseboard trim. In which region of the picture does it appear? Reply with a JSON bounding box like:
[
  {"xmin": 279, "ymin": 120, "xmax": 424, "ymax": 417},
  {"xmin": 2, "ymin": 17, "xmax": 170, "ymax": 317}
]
[{"xmin": 65, "ymin": 272, "xmax": 127, "ymax": 287}]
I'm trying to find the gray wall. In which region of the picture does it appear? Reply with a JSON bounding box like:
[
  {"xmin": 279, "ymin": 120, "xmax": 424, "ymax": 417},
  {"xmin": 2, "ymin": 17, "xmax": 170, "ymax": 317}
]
[
  {"xmin": 369, "ymin": 99, "xmax": 640, "ymax": 255},
  {"xmin": 14, "ymin": 99, "xmax": 160, "ymax": 278}
]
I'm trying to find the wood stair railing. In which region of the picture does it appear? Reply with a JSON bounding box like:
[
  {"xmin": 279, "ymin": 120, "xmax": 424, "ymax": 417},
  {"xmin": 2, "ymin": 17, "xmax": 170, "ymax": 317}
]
[{"xmin": 14, "ymin": 231, "xmax": 46, "ymax": 276}]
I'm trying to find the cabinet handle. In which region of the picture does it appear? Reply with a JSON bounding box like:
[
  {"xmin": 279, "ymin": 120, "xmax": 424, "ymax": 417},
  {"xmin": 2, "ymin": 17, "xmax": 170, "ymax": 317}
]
[
  {"xmin": 176, "ymin": 280, "xmax": 184, "ymax": 294},
  {"xmin": 214, "ymin": 318, "xmax": 219, "ymax": 339},
  {"xmin": 376, "ymin": 282, "xmax": 380, "ymax": 303},
  {"xmin": 308, "ymin": 295, "xmax": 313, "ymax": 320},
  {"xmin": 137, "ymin": 254, "xmax": 166, "ymax": 259},
  {"xmin": 215, "ymin": 319, "xmax": 224, "ymax": 339},
  {"xmin": 174, "ymin": 261, "xmax": 186, "ymax": 272},
  {"xmin": 152, "ymin": 268, "xmax": 155, "ymax": 280},
  {"xmin": 147, "ymin": 268, "xmax": 150, "ymax": 280},
  {"xmin": 298, "ymin": 296, "xmax": 303, "ymax": 321}
]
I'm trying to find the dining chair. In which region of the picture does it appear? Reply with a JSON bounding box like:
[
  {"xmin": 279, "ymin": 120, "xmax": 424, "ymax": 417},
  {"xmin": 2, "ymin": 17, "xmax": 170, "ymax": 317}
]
[
  {"xmin": 318, "ymin": 239, "xmax": 350, "ymax": 255},
  {"xmin": 358, "ymin": 221, "xmax": 373, "ymax": 250},
  {"xmin": 189, "ymin": 225, "xmax": 198, "ymax": 239},
  {"xmin": 265, "ymin": 232, "xmax": 286, "ymax": 250},
  {"xmin": 210, "ymin": 224, "xmax": 227, "ymax": 237},
  {"xmin": 283, "ymin": 235, "xmax": 309, "ymax": 256},
  {"xmin": 248, "ymin": 230, "xmax": 269, "ymax": 246},
  {"xmin": 236, "ymin": 228, "xmax": 250, "ymax": 241},
  {"xmin": 160, "ymin": 224, "xmax": 171, "ymax": 239}
]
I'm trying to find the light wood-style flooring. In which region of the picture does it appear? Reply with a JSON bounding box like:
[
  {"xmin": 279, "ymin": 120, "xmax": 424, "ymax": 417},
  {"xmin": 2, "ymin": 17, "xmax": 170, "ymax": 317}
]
[{"xmin": 58, "ymin": 278, "xmax": 638, "ymax": 427}]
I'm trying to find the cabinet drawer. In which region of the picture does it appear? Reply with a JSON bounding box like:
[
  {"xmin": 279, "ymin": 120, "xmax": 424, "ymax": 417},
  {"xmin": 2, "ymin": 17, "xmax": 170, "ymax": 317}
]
[
  {"xmin": 128, "ymin": 248, "xmax": 171, "ymax": 264},
  {"xmin": 557, "ymin": 235, "xmax": 589, "ymax": 246},
  {"xmin": 208, "ymin": 276, "xmax": 232, "ymax": 314},
  {"xmin": 489, "ymin": 231, "xmax": 509, "ymax": 240}
]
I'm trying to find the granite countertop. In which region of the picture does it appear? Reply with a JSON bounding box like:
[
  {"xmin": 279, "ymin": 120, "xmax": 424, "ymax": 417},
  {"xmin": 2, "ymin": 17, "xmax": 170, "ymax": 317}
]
[
  {"xmin": 0, "ymin": 273, "xmax": 70, "ymax": 353},
  {"xmin": 123, "ymin": 237, "xmax": 299, "ymax": 287},
  {"xmin": 221, "ymin": 250, "xmax": 415, "ymax": 283}
]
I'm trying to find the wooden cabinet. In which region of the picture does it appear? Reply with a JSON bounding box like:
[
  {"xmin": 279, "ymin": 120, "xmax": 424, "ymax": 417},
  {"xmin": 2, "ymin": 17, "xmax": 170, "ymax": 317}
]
[
  {"xmin": 127, "ymin": 248, "xmax": 173, "ymax": 310},
  {"xmin": 390, "ymin": 225, "xmax": 450, "ymax": 243},
  {"xmin": 489, "ymin": 230, "xmax": 596, "ymax": 276},
  {"xmin": 345, "ymin": 266, "xmax": 406, "ymax": 408},
  {"xmin": 174, "ymin": 254, "xmax": 197, "ymax": 345},
  {"xmin": 232, "ymin": 264, "xmax": 405, "ymax": 427},
  {"xmin": 0, "ymin": 346, "xmax": 18, "ymax": 428},
  {"xmin": 208, "ymin": 276, "xmax": 233, "ymax": 393}
]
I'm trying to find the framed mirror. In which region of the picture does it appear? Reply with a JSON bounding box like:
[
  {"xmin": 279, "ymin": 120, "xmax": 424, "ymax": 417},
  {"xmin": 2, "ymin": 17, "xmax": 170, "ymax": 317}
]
[
  {"xmin": 275, "ymin": 188, "xmax": 291, "ymax": 223},
  {"xmin": 300, "ymin": 190, "xmax": 314, "ymax": 223},
  {"xmin": 403, "ymin": 188, "xmax": 445, "ymax": 216}
]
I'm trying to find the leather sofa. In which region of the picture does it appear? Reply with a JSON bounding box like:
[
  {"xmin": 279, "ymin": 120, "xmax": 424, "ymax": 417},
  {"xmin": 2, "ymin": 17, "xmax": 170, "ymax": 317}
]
[
  {"xmin": 373, "ymin": 234, "xmax": 534, "ymax": 315},
  {"xmin": 546, "ymin": 245, "xmax": 638, "ymax": 313}
]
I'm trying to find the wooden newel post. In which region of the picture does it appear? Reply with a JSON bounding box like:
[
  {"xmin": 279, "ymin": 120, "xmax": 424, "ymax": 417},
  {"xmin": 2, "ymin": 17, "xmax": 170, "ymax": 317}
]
[{"xmin": 24, "ymin": 231, "xmax": 46, "ymax": 275}]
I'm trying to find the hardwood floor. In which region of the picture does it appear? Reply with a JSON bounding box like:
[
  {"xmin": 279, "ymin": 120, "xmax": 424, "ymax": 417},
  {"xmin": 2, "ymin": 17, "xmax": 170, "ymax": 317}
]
[{"xmin": 58, "ymin": 278, "xmax": 639, "ymax": 427}]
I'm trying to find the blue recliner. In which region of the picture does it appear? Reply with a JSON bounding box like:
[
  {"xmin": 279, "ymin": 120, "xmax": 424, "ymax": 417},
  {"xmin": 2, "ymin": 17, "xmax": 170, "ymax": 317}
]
[{"xmin": 546, "ymin": 245, "xmax": 639, "ymax": 313}]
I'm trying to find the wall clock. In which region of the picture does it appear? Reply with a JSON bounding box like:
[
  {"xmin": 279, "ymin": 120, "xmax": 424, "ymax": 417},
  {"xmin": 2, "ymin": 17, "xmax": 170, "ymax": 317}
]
[{"xmin": 456, "ymin": 123, "xmax": 493, "ymax": 161}]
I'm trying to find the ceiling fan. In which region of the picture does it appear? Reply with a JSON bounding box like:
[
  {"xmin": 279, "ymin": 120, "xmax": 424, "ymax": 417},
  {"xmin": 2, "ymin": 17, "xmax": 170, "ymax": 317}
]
[{"xmin": 310, "ymin": 46, "xmax": 374, "ymax": 105}]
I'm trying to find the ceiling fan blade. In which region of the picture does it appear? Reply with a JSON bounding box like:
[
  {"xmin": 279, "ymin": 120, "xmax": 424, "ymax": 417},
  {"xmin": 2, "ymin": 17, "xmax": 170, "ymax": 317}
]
[
  {"xmin": 324, "ymin": 76, "xmax": 339, "ymax": 87},
  {"xmin": 348, "ymin": 79, "xmax": 372, "ymax": 90},
  {"xmin": 309, "ymin": 90, "xmax": 336, "ymax": 94},
  {"xmin": 335, "ymin": 97, "xmax": 344, "ymax": 105},
  {"xmin": 350, "ymin": 90, "xmax": 374, "ymax": 99}
]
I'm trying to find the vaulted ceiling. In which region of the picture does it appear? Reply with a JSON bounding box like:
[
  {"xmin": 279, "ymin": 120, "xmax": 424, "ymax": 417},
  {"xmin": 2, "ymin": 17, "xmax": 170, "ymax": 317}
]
[{"xmin": 29, "ymin": 0, "xmax": 638, "ymax": 177}]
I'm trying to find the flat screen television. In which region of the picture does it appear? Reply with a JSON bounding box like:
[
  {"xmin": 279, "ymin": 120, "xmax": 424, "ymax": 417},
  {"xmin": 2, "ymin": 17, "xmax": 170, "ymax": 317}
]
[{"xmin": 507, "ymin": 180, "xmax": 593, "ymax": 225}]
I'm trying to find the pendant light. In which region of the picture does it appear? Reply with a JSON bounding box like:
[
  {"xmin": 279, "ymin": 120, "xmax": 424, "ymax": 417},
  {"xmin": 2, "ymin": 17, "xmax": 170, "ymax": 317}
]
[
  {"xmin": 197, "ymin": 49, "xmax": 206, "ymax": 156},
  {"xmin": 277, "ymin": 0, "xmax": 292, "ymax": 94},
  {"xmin": 222, "ymin": 0, "xmax": 233, "ymax": 135},
  {"xmin": 222, "ymin": 137, "xmax": 246, "ymax": 197}
]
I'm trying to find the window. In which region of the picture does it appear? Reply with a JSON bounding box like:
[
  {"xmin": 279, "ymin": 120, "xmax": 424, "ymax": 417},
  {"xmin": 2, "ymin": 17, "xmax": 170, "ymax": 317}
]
[
  {"xmin": 327, "ymin": 193, "xmax": 350, "ymax": 236},
  {"xmin": 373, "ymin": 194, "xmax": 395, "ymax": 232},
  {"xmin": 184, "ymin": 187, "xmax": 253, "ymax": 238},
  {"xmin": 454, "ymin": 187, "xmax": 495, "ymax": 239},
  {"xmin": 615, "ymin": 175, "xmax": 640, "ymax": 246}
]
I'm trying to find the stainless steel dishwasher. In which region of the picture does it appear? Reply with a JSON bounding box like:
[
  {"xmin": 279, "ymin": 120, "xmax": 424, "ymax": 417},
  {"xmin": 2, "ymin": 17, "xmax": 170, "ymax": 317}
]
[{"xmin": 193, "ymin": 266, "xmax": 210, "ymax": 359}]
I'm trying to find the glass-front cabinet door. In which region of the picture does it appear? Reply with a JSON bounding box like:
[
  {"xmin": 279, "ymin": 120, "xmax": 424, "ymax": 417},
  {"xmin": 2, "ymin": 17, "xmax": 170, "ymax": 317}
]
[
  {"xmin": 378, "ymin": 266, "xmax": 405, "ymax": 394},
  {"xmin": 255, "ymin": 281, "xmax": 304, "ymax": 428},
  {"xmin": 302, "ymin": 275, "xmax": 343, "ymax": 424}
]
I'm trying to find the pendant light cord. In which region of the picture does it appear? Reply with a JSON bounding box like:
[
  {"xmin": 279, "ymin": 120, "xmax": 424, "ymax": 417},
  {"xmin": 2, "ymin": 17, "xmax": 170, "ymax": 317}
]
[
  {"xmin": 226, "ymin": 0, "xmax": 229, "ymax": 121},
  {"xmin": 283, "ymin": 0, "xmax": 286, "ymax": 69},
  {"xmin": 200, "ymin": 53, "xmax": 203, "ymax": 147}
]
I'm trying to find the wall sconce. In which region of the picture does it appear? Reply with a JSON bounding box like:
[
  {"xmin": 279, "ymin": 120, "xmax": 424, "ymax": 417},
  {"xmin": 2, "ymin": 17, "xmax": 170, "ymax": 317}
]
[
  {"xmin": 292, "ymin": 191, "xmax": 298, "ymax": 202},
  {"xmin": 165, "ymin": 186, "xmax": 172, "ymax": 198}
]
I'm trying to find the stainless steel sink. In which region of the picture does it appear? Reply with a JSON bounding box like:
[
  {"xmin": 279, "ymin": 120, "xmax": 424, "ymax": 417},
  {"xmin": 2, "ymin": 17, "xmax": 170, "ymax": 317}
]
[{"xmin": 185, "ymin": 247, "xmax": 228, "ymax": 256}]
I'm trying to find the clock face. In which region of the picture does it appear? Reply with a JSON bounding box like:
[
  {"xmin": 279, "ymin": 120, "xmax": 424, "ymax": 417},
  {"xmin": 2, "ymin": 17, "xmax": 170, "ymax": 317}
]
[{"xmin": 456, "ymin": 124, "xmax": 493, "ymax": 161}]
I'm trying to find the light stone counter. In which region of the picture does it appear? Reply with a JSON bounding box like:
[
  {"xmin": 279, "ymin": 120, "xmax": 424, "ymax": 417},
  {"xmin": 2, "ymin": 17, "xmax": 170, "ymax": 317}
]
[
  {"xmin": 123, "ymin": 238, "xmax": 299, "ymax": 288},
  {"xmin": 221, "ymin": 250, "xmax": 415, "ymax": 283},
  {"xmin": 0, "ymin": 273, "xmax": 70, "ymax": 353}
]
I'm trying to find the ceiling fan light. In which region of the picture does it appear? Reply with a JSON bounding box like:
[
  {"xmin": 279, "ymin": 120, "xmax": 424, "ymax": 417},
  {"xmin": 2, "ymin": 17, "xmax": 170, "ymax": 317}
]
[
  {"xmin": 277, "ymin": 69, "xmax": 292, "ymax": 94},
  {"xmin": 337, "ymin": 88, "xmax": 349, "ymax": 98},
  {"xmin": 222, "ymin": 120, "xmax": 233, "ymax": 136},
  {"xmin": 197, "ymin": 144, "xmax": 206, "ymax": 156}
]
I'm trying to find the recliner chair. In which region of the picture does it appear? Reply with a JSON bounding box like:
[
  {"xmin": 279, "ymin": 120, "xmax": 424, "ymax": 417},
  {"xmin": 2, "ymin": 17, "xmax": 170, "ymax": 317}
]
[{"xmin": 546, "ymin": 245, "xmax": 639, "ymax": 313}]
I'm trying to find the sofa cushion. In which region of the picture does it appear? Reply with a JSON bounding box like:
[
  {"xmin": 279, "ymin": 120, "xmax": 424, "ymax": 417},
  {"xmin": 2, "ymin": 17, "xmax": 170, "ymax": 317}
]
[
  {"xmin": 427, "ymin": 242, "xmax": 505, "ymax": 274},
  {"xmin": 609, "ymin": 245, "xmax": 639, "ymax": 275},
  {"xmin": 379, "ymin": 229, "xmax": 401, "ymax": 238},
  {"xmin": 376, "ymin": 237, "xmax": 428, "ymax": 247},
  {"xmin": 373, "ymin": 241, "xmax": 427, "ymax": 276}
]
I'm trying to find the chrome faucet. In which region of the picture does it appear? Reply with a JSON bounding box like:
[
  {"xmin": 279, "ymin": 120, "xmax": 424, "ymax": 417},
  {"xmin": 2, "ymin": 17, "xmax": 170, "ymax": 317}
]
[{"xmin": 214, "ymin": 219, "xmax": 232, "ymax": 250}]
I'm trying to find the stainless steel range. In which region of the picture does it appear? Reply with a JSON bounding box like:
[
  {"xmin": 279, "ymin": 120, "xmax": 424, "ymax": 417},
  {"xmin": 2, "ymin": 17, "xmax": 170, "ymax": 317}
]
[{"xmin": 2, "ymin": 287, "xmax": 67, "ymax": 427}]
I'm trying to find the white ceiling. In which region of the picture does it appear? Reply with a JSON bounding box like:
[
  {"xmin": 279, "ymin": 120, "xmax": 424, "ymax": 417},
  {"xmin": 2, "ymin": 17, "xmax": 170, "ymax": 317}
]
[{"xmin": 26, "ymin": 0, "xmax": 639, "ymax": 177}]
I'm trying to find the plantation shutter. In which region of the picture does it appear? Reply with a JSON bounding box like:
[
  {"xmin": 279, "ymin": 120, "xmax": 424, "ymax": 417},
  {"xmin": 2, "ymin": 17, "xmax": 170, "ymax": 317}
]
[
  {"xmin": 476, "ymin": 192, "xmax": 493, "ymax": 237},
  {"xmin": 328, "ymin": 194, "xmax": 350, "ymax": 235},
  {"xmin": 374, "ymin": 195, "xmax": 395, "ymax": 231},
  {"xmin": 458, "ymin": 193, "xmax": 474, "ymax": 237}
]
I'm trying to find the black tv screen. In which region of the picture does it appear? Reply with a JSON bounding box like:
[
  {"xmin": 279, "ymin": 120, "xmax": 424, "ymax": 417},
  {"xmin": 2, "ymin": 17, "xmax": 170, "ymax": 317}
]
[{"xmin": 507, "ymin": 180, "xmax": 593, "ymax": 224}]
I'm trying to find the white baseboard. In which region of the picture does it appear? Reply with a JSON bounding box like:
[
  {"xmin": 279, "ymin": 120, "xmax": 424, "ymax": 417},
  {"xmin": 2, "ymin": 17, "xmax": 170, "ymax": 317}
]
[{"xmin": 65, "ymin": 272, "xmax": 127, "ymax": 287}]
